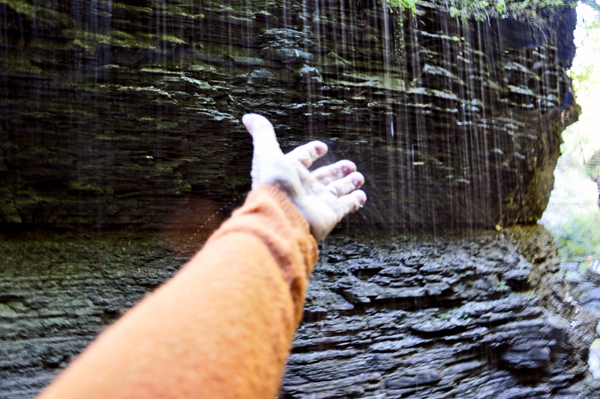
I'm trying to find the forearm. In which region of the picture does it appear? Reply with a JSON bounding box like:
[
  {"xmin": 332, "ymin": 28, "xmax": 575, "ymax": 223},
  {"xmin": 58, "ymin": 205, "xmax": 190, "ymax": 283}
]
[{"xmin": 38, "ymin": 185, "xmax": 318, "ymax": 399}]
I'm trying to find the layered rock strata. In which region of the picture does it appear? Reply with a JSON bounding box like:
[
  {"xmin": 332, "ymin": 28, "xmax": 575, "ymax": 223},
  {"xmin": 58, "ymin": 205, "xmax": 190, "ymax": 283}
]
[
  {"xmin": 0, "ymin": 226, "xmax": 596, "ymax": 399},
  {"xmin": 0, "ymin": 0, "xmax": 579, "ymax": 229},
  {"xmin": 0, "ymin": 230, "xmax": 180, "ymax": 398},
  {"xmin": 0, "ymin": 0, "xmax": 592, "ymax": 398},
  {"xmin": 283, "ymin": 226, "xmax": 595, "ymax": 398}
]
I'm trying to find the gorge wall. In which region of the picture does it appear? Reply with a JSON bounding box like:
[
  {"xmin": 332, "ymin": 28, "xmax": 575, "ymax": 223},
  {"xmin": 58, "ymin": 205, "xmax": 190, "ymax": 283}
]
[
  {"xmin": 0, "ymin": 0, "xmax": 580, "ymax": 230},
  {"xmin": 0, "ymin": 227, "xmax": 597, "ymax": 398},
  {"xmin": 0, "ymin": 0, "xmax": 596, "ymax": 398},
  {"xmin": 283, "ymin": 227, "xmax": 596, "ymax": 398}
]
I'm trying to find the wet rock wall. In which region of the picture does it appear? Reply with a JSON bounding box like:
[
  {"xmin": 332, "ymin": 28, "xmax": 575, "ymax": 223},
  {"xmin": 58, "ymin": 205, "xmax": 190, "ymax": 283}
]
[
  {"xmin": 0, "ymin": 0, "xmax": 579, "ymax": 230},
  {"xmin": 0, "ymin": 226, "xmax": 596, "ymax": 399},
  {"xmin": 283, "ymin": 226, "xmax": 596, "ymax": 398},
  {"xmin": 0, "ymin": 0, "xmax": 593, "ymax": 398},
  {"xmin": 0, "ymin": 230, "xmax": 180, "ymax": 398}
]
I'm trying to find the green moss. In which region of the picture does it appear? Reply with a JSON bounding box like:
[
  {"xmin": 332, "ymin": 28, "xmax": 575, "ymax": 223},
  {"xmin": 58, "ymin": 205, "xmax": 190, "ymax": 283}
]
[
  {"xmin": 148, "ymin": 34, "xmax": 186, "ymax": 45},
  {"xmin": 112, "ymin": 1, "xmax": 153, "ymax": 14},
  {"xmin": 69, "ymin": 182, "xmax": 103, "ymax": 193},
  {"xmin": 0, "ymin": 55, "xmax": 41, "ymax": 74},
  {"xmin": 384, "ymin": 0, "xmax": 573, "ymax": 21},
  {"xmin": 496, "ymin": 281, "xmax": 509, "ymax": 291},
  {"xmin": 0, "ymin": 0, "xmax": 72, "ymax": 26},
  {"xmin": 63, "ymin": 28, "xmax": 188, "ymax": 52},
  {"xmin": 438, "ymin": 307, "xmax": 459, "ymax": 320},
  {"xmin": 114, "ymin": 85, "xmax": 172, "ymax": 97}
]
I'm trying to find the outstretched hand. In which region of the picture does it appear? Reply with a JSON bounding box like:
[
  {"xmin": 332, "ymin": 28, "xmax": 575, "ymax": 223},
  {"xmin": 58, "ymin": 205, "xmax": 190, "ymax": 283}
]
[{"xmin": 243, "ymin": 113, "xmax": 367, "ymax": 241}]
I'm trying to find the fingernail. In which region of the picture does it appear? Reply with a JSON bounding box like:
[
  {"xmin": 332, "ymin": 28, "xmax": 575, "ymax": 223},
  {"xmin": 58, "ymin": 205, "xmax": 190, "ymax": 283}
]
[
  {"xmin": 342, "ymin": 166, "xmax": 350, "ymax": 174},
  {"xmin": 315, "ymin": 143, "xmax": 327, "ymax": 156},
  {"xmin": 352, "ymin": 178, "xmax": 361, "ymax": 186}
]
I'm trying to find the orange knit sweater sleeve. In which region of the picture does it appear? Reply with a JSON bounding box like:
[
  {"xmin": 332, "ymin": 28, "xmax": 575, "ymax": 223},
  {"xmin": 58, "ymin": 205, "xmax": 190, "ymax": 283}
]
[{"xmin": 37, "ymin": 184, "xmax": 319, "ymax": 399}]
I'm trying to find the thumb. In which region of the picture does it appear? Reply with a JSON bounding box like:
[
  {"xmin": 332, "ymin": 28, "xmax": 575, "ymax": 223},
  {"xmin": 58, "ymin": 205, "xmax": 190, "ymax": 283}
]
[
  {"xmin": 243, "ymin": 113, "xmax": 288, "ymax": 190},
  {"xmin": 242, "ymin": 114, "xmax": 283, "ymax": 157}
]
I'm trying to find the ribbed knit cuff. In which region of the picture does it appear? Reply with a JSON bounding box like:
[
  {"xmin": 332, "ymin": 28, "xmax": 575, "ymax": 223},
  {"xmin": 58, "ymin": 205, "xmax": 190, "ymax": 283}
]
[
  {"xmin": 255, "ymin": 184, "xmax": 310, "ymax": 230},
  {"xmin": 249, "ymin": 184, "xmax": 318, "ymax": 275}
]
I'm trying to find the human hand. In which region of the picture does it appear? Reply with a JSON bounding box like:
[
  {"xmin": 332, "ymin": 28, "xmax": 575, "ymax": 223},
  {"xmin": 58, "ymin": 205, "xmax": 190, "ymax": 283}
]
[{"xmin": 242, "ymin": 113, "xmax": 367, "ymax": 241}]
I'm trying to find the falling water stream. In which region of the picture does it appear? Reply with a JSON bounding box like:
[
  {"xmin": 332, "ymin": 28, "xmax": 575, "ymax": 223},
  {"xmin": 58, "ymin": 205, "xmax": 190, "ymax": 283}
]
[{"xmin": 1, "ymin": 0, "xmax": 597, "ymax": 398}]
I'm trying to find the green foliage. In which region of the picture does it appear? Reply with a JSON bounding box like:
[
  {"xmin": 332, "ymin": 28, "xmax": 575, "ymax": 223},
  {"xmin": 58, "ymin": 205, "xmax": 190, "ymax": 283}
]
[
  {"xmin": 496, "ymin": 281, "xmax": 509, "ymax": 292},
  {"xmin": 387, "ymin": 0, "xmax": 420, "ymax": 12},
  {"xmin": 445, "ymin": 0, "xmax": 570, "ymax": 21},
  {"xmin": 447, "ymin": 0, "xmax": 508, "ymax": 20},
  {"xmin": 383, "ymin": 0, "xmax": 572, "ymax": 20},
  {"xmin": 553, "ymin": 213, "xmax": 600, "ymax": 261},
  {"xmin": 586, "ymin": 150, "xmax": 600, "ymax": 180},
  {"xmin": 570, "ymin": 17, "xmax": 600, "ymax": 97}
]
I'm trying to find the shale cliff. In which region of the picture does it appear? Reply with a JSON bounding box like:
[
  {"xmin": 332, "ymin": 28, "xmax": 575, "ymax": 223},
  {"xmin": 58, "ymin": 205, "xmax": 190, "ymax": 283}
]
[
  {"xmin": 0, "ymin": 0, "xmax": 579, "ymax": 229},
  {"xmin": 0, "ymin": 227, "xmax": 596, "ymax": 398},
  {"xmin": 0, "ymin": 0, "xmax": 594, "ymax": 398}
]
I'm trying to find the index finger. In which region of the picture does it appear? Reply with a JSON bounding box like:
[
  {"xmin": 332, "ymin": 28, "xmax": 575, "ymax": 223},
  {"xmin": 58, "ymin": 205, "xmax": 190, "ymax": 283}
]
[{"xmin": 285, "ymin": 141, "xmax": 328, "ymax": 169}]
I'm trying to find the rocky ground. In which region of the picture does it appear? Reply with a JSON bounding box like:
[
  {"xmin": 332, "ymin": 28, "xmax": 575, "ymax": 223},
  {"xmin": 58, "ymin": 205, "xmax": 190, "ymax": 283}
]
[
  {"xmin": 1, "ymin": 225, "xmax": 598, "ymax": 399},
  {"xmin": 0, "ymin": 228, "xmax": 183, "ymax": 398},
  {"xmin": 282, "ymin": 226, "xmax": 598, "ymax": 398}
]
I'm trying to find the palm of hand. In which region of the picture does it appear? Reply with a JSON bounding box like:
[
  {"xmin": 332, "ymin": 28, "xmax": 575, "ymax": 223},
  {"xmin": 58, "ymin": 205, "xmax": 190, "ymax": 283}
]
[{"xmin": 243, "ymin": 114, "xmax": 366, "ymax": 241}]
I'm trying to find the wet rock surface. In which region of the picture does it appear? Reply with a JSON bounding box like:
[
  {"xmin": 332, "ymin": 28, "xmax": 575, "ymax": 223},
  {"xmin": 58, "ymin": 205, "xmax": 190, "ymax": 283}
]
[
  {"xmin": 0, "ymin": 225, "xmax": 597, "ymax": 398},
  {"xmin": 0, "ymin": 0, "xmax": 592, "ymax": 397},
  {"xmin": 0, "ymin": 229, "xmax": 182, "ymax": 398},
  {"xmin": 562, "ymin": 261, "xmax": 600, "ymax": 318},
  {"xmin": 0, "ymin": 0, "xmax": 579, "ymax": 230},
  {"xmin": 282, "ymin": 225, "xmax": 596, "ymax": 398}
]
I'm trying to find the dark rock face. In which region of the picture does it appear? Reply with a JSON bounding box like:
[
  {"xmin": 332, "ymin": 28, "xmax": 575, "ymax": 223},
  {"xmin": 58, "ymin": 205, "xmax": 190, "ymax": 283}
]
[
  {"xmin": 0, "ymin": 226, "xmax": 596, "ymax": 399},
  {"xmin": 0, "ymin": 0, "xmax": 579, "ymax": 230},
  {"xmin": 0, "ymin": 0, "xmax": 592, "ymax": 398},
  {"xmin": 0, "ymin": 230, "xmax": 181, "ymax": 398},
  {"xmin": 562, "ymin": 261, "xmax": 600, "ymax": 319},
  {"xmin": 283, "ymin": 226, "xmax": 595, "ymax": 398}
]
